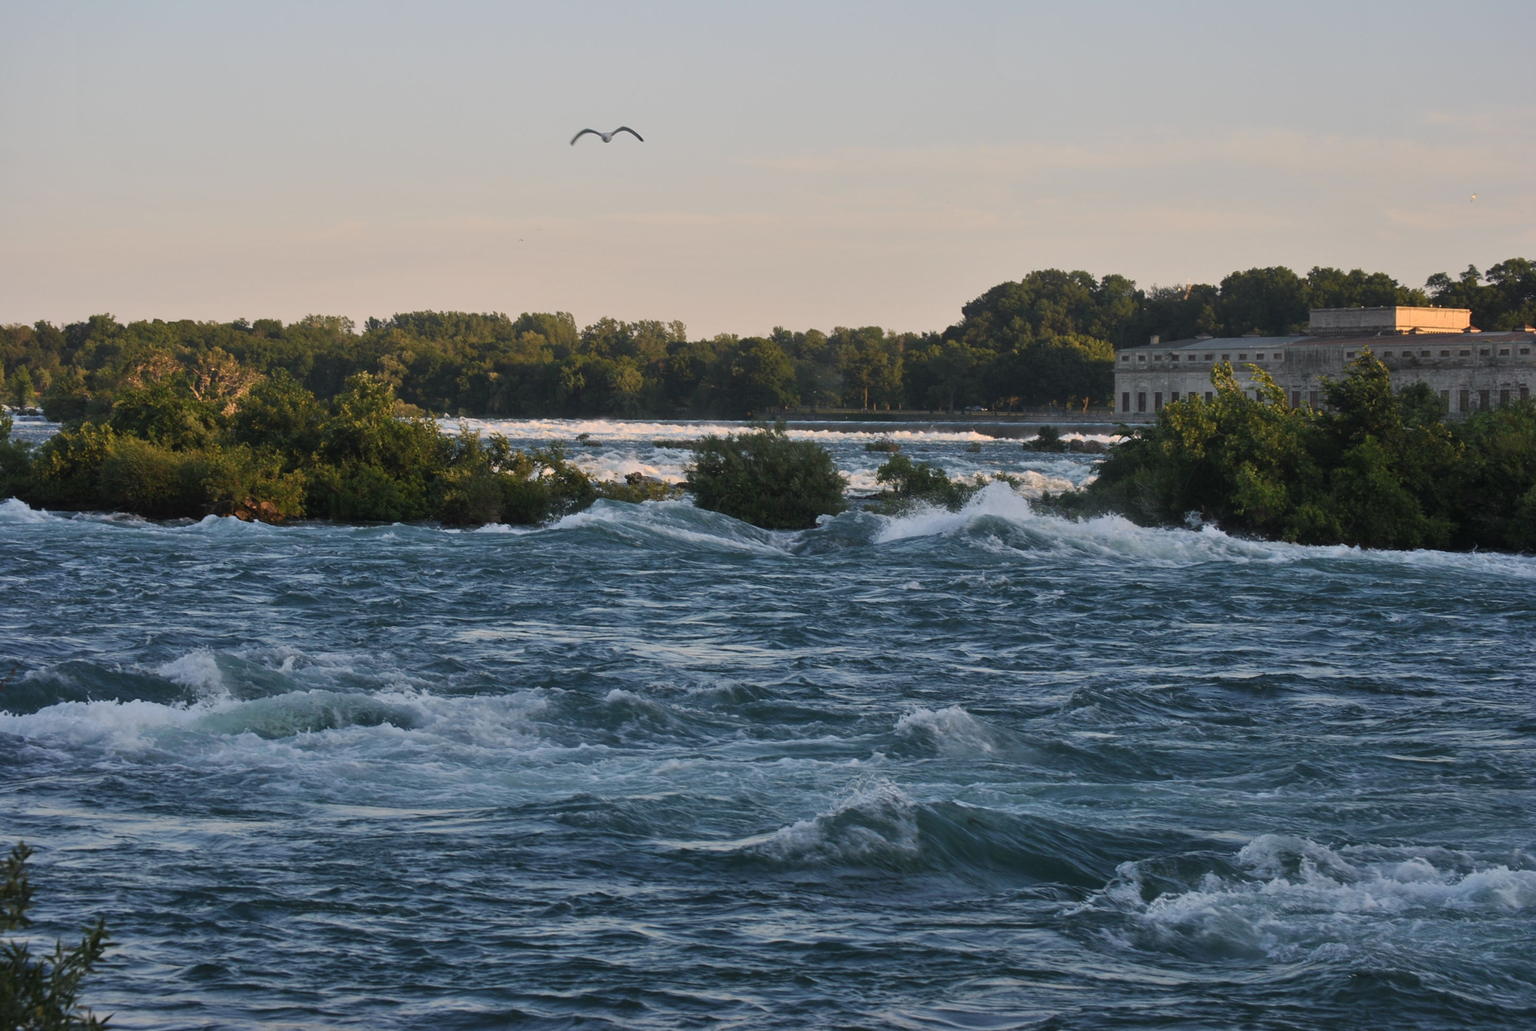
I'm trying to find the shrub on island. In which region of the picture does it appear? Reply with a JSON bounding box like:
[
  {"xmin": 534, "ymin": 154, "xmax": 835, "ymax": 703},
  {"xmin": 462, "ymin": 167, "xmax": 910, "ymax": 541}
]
[
  {"xmin": 1042, "ymin": 353, "xmax": 1536, "ymax": 553},
  {"xmin": 873, "ymin": 452, "xmax": 979, "ymax": 512},
  {"xmin": 685, "ymin": 425, "xmax": 846, "ymax": 529},
  {"xmin": 3, "ymin": 372, "xmax": 670, "ymax": 527},
  {"xmin": 1022, "ymin": 425, "xmax": 1067, "ymax": 452},
  {"xmin": 0, "ymin": 409, "xmax": 34, "ymax": 500}
]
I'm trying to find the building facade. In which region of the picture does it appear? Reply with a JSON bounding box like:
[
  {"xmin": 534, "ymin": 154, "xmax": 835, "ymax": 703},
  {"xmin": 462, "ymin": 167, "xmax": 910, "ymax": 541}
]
[{"xmin": 1114, "ymin": 307, "xmax": 1536, "ymax": 420}]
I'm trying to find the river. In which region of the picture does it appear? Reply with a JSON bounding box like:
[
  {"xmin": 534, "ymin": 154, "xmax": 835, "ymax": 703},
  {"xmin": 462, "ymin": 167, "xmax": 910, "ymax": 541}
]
[{"xmin": 2, "ymin": 418, "xmax": 1532, "ymax": 1029}]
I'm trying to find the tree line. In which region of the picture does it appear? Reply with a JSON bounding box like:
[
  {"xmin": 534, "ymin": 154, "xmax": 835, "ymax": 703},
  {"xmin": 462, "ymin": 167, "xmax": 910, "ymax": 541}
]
[{"xmin": 3, "ymin": 259, "xmax": 1532, "ymax": 421}]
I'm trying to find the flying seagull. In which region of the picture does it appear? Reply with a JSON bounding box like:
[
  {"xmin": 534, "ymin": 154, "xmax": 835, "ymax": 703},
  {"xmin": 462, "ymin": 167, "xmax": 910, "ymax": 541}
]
[{"xmin": 570, "ymin": 126, "xmax": 644, "ymax": 145}]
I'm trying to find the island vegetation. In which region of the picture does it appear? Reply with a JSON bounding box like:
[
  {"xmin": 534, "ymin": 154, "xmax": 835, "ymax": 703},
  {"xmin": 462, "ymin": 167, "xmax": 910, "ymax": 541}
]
[
  {"xmin": 686, "ymin": 425, "xmax": 847, "ymax": 529},
  {"xmin": 1, "ymin": 258, "xmax": 1534, "ymax": 545},
  {"xmin": 0, "ymin": 374, "xmax": 673, "ymax": 526},
  {"xmin": 1049, "ymin": 354, "xmax": 1536, "ymax": 553},
  {"xmin": 845, "ymin": 350, "xmax": 1536, "ymax": 554}
]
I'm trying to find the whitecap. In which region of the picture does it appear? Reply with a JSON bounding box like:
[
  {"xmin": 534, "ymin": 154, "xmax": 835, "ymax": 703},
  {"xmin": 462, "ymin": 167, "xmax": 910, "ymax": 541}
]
[
  {"xmin": 0, "ymin": 697, "xmax": 207, "ymax": 753},
  {"xmin": 1095, "ymin": 833, "xmax": 1536, "ymax": 962},
  {"xmin": 0, "ymin": 497, "xmax": 57, "ymax": 523},
  {"xmin": 894, "ymin": 706, "xmax": 996, "ymax": 756},
  {"xmin": 747, "ymin": 778, "xmax": 923, "ymax": 867},
  {"xmin": 173, "ymin": 513, "xmax": 281, "ymax": 535},
  {"xmin": 156, "ymin": 650, "xmax": 229, "ymax": 698},
  {"xmin": 444, "ymin": 416, "xmax": 999, "ymax": 446}
]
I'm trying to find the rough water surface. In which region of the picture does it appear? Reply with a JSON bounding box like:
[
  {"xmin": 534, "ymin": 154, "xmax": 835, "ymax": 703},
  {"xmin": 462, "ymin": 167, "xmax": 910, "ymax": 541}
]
[{"xmin": 2, "ymin": 420, "xmax": 1533, "ymax": 1030}]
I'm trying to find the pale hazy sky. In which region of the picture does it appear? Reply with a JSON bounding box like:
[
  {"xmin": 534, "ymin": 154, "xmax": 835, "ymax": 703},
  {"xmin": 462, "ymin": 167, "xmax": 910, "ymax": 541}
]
[{"xmin": 2, "ymin": 0, "xmax": 1532, "ymax": 338}]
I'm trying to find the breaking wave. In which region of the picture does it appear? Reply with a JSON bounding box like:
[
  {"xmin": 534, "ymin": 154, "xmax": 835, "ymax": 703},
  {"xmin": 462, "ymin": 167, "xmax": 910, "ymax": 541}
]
[{"xmin": 1088, "ymin": 833, "xmax": 1536, "ymax": 963}]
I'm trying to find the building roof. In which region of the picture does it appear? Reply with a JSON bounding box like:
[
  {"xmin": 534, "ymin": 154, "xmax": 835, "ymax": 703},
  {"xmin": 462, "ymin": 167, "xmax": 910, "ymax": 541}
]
[{"xmin": 1120, "ymin": 331, "xmax": 1534, "ymax": 353}]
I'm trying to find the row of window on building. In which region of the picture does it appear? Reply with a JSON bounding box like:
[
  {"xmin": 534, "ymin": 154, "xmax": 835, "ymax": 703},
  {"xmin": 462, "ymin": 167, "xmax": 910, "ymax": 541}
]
[
  {"xmin": 1122, "ymin": 352, "xmax": 1280, "ymax": 364},
  {"xmin": 1363, "ymin": 346, "xmax": 1532, "ymax": 359},
  {"xmin": 1120, "ymin": 386, "xmax": 1532, "ymax": 414},
  {"xmin": 1123, "ymin": 345, "xmax": 1533, "ymax": 365}
]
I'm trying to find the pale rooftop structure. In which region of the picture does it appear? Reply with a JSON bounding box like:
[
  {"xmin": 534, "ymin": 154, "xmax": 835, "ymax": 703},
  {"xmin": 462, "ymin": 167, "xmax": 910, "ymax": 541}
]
[{"xmin": 1114, "ymin": 306, "xmax": 1533, "ymax": 420}]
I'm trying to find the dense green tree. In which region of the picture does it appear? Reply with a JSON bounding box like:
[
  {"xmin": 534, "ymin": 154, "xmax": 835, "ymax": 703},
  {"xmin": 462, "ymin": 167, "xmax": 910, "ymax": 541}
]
[
  {"xmin": 39, "ymin": 368, "xmax": 89, "ymax": 423},
  {"xmin": 106, "ymin": 376, "xmax": 223, "ymax": 450},
  {"xmin": 832, "ymin": 326, "xmax": 903, "ymax": 410},
  {"xmin": 2, "ymin": 255, "xmax": 1531, "ymax": 431},
  {"xmin": 905, "ymin": 337, "xmax": 984, "ymax": 411},
  {"xmin": 9, "ymin": 366, "xmax": 35, "ymax": 408},
  {"xmin": 1303, "ymin": 266, "xmax": 1404, "ymax": 310},
  {"xmin": 1443, "ymin": 400, "xmax": 1536, "ymax": 550},
  {"xmin": 229, "ymin": 371, "xmax": 326, "ymax": 457},
  {"xmin": 1482, "ymin": 258, "xmax": 1536, "ymax": 329},
  {"xmin": 1079, "ymin": 361, "xmax": 1319, "ymax": 535},
  {"xmin": 658, "ymin": 337, "xmax": 719, "ymax": 414},
  {"xmin": 1124, "ymin": 283, "xmax": 1219, "ymax": 348},
  {"xmin": 686, "ymin": 425, "xmax": 846, "ymax": 529},
  {"xmin": 1425, "ymin": 265, "xmax": 1490, "ymax": 324},
  {"xmin": 715, "ymin": 336, "xmax": 798, "ymax": 416},
  {"xmin": 1216, "ymin": 266, "xmax": 1308, "ymax": 336},
  {"xmin": 0, "ymin": 409, "xmax": 31, "ymax": 497}
]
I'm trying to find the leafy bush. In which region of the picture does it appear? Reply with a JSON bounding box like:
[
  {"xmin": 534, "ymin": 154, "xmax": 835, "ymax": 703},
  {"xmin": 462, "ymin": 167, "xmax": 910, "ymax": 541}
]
[
  {"xmin": 306, "ymin": 462, "xmax": 430, "ymax": 523},
  {"xmin": 874, "ymin": 453, "xmax": 977, "ymax": 512},
  {"xmin": 25, "ymin": 424, "xmax": 120, "ymax": 510},
  {"xmin": 1053, "ymin": 355, "xmax": 1536, "ymax": 552},
  {"xmin": 0, "ymin": 409, "xmax": 32, "ymax": 497},
  {"xmin": 596, "ymin": 473, "xmax": 684, "ymax": 506},
  {"xmin": 185, "ymin": 445, "xmax": 307, "ymax": 523},
  {"xmin": 2, "ymin": 841, "xmax": 111, "ymax": 1030},
  {"xmin": 107, "ymin": 376, "xmax": 222, "ymax": 450},
  {"xmin": 1444, "ymin": 399, "xmax": 1536, "ymax": 550},
  {"xmin": 95, "ymin": 436, "xmax": 186, "ymax": 518},
  {"xmin": 1023, "ymin": 425, "xmax": 1066, "ymax": 452},
  {"xmin": 229, "ymin": 372, "xmax": 325, "ymax": 457},
  {"xmin": 317, "ymin": 374, "xmax": 444, "ymax": 476},
  {"xmin": 433, "ymin": 436, "xmax": 602, "ymax": 526},
  {"xmin": 686, "ymin": 425, "xmax": 846, "ymax": 529},
  {"xmin": 26, "ymin": 430, "xmax": 306, "ymax": 522}
]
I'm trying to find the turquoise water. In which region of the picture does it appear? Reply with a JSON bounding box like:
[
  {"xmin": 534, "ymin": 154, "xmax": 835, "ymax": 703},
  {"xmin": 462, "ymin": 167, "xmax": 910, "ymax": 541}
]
[{"xmin": 3, "ymin": 420, "xmax": 1534, "ymax": 1029}]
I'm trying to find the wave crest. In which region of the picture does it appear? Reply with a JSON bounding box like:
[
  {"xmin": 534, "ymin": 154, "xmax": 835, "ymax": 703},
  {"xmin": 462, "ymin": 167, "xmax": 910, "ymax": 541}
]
[
  {"xmin": 1093, "ymin": 833, "xmax": 1536, "ymax": 962},
  {"xmin": 748, "ymin": 778, "xmax": 923, "ymax": 869},
  {"xmin": 0, "ymin": 497, "xmax": 54, "ymax": 523},
  {"xmin": 893, "ymin": 706, "xmax": 997, "ymax": 756}
]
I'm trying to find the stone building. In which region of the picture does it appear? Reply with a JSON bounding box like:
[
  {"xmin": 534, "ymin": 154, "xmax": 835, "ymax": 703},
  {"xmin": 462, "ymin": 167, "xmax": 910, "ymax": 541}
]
[{"xmin": 1114, "ymin": 306, "xmax": 1536, "ymax": 420}]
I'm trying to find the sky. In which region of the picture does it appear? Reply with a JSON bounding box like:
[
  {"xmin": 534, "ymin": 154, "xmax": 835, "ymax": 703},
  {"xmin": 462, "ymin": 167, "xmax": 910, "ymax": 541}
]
[{"xmin": 2, "ymin": 0, "xmax": 1533, "ymax": 339}]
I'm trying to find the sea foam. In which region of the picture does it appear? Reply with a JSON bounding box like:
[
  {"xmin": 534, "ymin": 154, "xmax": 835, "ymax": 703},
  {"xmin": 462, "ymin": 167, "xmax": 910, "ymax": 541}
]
[
  {"xmin": 893, "ymin": 706, "xmax": 997, "ymax": 756},
  {"xmin": 1098, "ymin": 833, "xmax": 1536, "ymax": 962},
  {"xmin": 0, "ymin": 497, "xmax": 54, "ymax": 523}
]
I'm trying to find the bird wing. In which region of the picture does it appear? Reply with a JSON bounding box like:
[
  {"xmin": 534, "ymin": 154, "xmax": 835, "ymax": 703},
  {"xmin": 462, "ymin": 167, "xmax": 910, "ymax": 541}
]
[
  {"xmin": 570, "ymin": 129, "xmax": 599, "ymax": 145},
  {"xmin": 614, "ymin": 126, "xmax": 644, "ymax": 142}
]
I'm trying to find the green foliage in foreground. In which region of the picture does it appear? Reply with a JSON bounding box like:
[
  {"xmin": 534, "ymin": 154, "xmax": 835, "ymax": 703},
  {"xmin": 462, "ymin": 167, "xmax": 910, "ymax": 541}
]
[
  {"xmin": 2, "ymin": 842, "xmax": 111, "ymax": 1031},
  {"xmin": 1043, "ymin": 353, "xmax": 1536, "ymax": 552},
  {"xmin": 686, "ymin": 425, "xmax": 847, "ymax": 529},
  {"xmin": 1, "ymin": 372, "xmax": 684, "ymax": 526}
]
